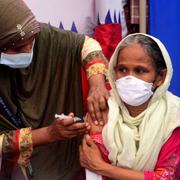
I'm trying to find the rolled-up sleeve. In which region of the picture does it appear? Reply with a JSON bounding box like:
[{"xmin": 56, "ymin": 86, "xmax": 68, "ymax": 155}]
[
  {"xmin": 81, "ymin": 36, "xmax": 108, "ymax": 79},
  {"xmin": 0, "ymin": 127, "xmax": 33, "ymax": 175}
]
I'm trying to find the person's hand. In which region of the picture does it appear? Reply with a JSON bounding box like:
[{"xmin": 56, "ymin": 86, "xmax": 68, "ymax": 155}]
[
  {"xmin": 87, "ymin": 74, "xmax": 109, "ymax": 125},
  {"xmin": 79, "ymin": 134, "xmax": 105, "ymax": 172},
  {"xmin": 84, "ymin": 113, "xmax": 104, "ymax": 134},
  {"xmin": 47, "ymin": 113, "xmax": 90, "ymax": 142}
]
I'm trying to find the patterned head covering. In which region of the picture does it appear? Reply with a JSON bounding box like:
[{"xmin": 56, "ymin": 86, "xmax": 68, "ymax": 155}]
[{"xmin": 0, "ymin": 0, "xmax": 40, "ymax": 51}]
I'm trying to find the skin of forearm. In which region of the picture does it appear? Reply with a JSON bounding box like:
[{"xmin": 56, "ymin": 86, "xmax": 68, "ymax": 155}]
[
  {"xmin": 88, "ymin": 74, "xmax": 106, "ymax": 87},
  {"xmin": 95, "ymin": 161, "xmax": 145, "ymax": 180},
  {"xmin": 32, "ymin": 127, "xmax": 53, "ymax": 147}
]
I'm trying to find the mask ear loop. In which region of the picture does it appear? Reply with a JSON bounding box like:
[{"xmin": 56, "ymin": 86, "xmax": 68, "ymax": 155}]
[
  {"xmin": 152, "ymin": 75, "xmax": 162, "ymax": 92},
  {"xmin": 31, "ymin": 39, "xmax": 35, "ymax": 52},
  {"xmin": 152, "ymin": 86, "xmax": 156, "ymax": 92}
]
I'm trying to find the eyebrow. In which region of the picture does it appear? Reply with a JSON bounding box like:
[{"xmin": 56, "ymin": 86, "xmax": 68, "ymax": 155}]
[{"xmin": 116, "ymin": 63, "xmax": 150, "ymax": 69}]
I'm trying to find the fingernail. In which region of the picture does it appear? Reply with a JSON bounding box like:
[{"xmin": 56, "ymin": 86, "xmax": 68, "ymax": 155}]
[
  {"xmin": 94, "ymin": 121, "xmax": 98, "ymax": 125},
  {"xmin": 86, "ymin": 134, "xmax": 90, "ymax": 138},
  {"xmin": 100, "ymin": 121, "xmax": 104, "ymax": 126}
]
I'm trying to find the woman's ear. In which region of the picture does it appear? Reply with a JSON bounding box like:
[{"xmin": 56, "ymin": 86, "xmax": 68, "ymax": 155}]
[{"xmin": 154, "ymin": 69, "xmax": 167, "ymax": 87}]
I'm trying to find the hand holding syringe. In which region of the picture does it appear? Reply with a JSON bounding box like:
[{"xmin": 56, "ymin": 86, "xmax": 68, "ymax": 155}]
[
  {"xmin": 55, "ymin": 113, "xmax": 82, "ymax": 122},
  {"xmin": 44, "ymin": 113, "xmax": 90, "ymax": 141}
]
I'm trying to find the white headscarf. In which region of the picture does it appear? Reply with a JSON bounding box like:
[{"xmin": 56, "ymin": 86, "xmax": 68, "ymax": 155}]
[{"xmin": 102, "ymin": 33, "xmax": 180, "ymax": 171}]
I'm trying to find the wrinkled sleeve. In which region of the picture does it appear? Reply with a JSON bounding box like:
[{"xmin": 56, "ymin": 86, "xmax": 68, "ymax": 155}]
[
  {"xmin": 91, "ymin": 132, "xmax": 110, "ymax": 163},
  {"xmin": 81, "ymin": 36, "xmax": 108, "ymax": 79},
  {"xmin": 144, "ymin": 128, "xmax": 180, "ymax": 180},
  {"xmin": 0, "ymin": 128, "xmax": 33, "ymax": 174}
]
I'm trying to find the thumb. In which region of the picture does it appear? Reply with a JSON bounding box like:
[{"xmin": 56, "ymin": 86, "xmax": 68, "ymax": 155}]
[
  {"xmin": 85, "ymin": 134, "xmax": 95, "ymax": 147},
  {"xmin": 105, "ymin": 91, "xmax": 110, "ymax": 100},
  {"xmin": 68, "ymin": 112, "xmax": 74, "ymax": 117}
]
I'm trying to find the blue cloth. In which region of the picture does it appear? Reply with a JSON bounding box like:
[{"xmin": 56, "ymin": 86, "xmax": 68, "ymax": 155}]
[{"xmin": 149, "ymin": 0, "xmax": 180, "ymax": 96}]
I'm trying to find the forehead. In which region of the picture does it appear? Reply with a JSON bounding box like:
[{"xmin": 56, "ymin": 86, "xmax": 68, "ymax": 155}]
[{"xmin": 117, "ymin": 43, "xmax": 154, "ymax": 67}]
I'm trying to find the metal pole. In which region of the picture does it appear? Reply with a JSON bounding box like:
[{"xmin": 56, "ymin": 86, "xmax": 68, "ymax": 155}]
[{"xmin": 139, "ymin": 0, "xmax": 146, "ymax": 33}]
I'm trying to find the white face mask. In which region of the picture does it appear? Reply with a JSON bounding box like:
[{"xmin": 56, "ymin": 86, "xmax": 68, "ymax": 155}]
[
  {"xmin": 115, "ymin": 75, "xmax": 154, "ymax": 106},
  {"xmin": 0, "ymin": 40, "xmax": 34, "ymax": 69}
]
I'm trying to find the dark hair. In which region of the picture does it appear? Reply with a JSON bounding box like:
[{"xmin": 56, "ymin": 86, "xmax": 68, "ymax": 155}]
[{"xmin": 119, "ymin": 34, "xmax": 167, "ymax": 74}]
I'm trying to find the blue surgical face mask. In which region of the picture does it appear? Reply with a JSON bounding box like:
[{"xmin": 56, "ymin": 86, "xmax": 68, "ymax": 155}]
[{"xmin": 0, "ymin": 40, "xmax": 35, "ymax": 68}]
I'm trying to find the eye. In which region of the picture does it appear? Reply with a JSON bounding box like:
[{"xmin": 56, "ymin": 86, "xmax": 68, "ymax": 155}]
[
  {"xmin": 135, "ymin": 67, "xmax": 148, "ymax": 74},
  {"xmin": 115, "ymin": 66, "xmax": 127, "ymax": 73}
]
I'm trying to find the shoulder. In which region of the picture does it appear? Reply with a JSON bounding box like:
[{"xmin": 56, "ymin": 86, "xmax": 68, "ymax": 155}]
[
  {"xmin": 172, "ymin": 128, "xmax": 180, "ymax": 143},
  {"xmin": 154, "ymin": 128, "xmax": 180, "ymax": 178},
  {"xmin": 168, "ymin": 128, "xmax": 180, "ymax": 143},
  {"xmin": 164, "ymin": 128, "xmax": 180, "ymax": 148},
  {"xmin": 36, "ymin": 23, "xmax": 85, "ymax": 50},
  {"xmin": 39, "ymin": 23, "xmax": 85, "ymax": 39},
  {"xmin": 160, "ymin": 127, "xmax": 180, "ymax": 157}
]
